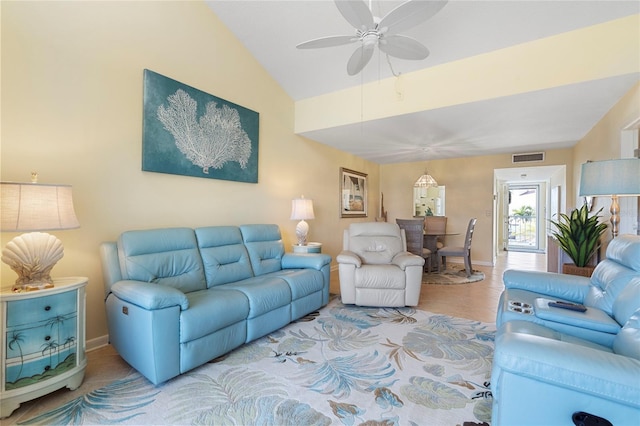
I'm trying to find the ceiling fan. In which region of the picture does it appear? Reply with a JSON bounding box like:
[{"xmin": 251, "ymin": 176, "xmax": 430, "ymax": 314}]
[{"xmin": 296, "ymin": 0, "xmax": 448, "ymax": 76}]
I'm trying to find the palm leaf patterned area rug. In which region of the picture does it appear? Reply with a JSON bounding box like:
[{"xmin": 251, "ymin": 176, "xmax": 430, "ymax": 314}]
[{"xmin": 20, "ymin": 296, "xmax": 495, "ymax": 426}]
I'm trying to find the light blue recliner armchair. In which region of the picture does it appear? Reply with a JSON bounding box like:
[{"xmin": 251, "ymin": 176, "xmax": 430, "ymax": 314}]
[
  {"xmin": 100, "ymin": 224, "xmax": 331, "ymax": 385},
  {"xmin": 492, "ymin": 234, "xmax": 640, "ymax": 425}
]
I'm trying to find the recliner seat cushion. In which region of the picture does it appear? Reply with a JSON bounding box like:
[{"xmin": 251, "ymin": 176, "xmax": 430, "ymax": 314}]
[
  {"xmin": 217, "ymin": 276, "xmax": 291, "ymax": 319},
  {"xmin": 356, "ymin": 265, "xmax": 406, "ymax": 289},
  {"xmin": 264, "ymin": 269, "xmax": 324, "ymax": 300},
  {"xmin": 181, "ymin": 288, "xmax": 249, "ymax": 343}
]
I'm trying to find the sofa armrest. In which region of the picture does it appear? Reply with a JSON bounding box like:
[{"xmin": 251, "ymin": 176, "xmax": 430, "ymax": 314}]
[
  {"xmin": 337, "ymin": 250, "xmax": 362, "ymax": 267},
  {"xmin": 503, "ymin": 269, "xmax": 591, "ymax": 303},
  {"xmin": 110, "ymin": 280, "xmax": 189, "ymax": 311},
  {"xmin": 392, "ymin": 252, "xmax": 425, "ymax": 270},
  {"xmin": 494, "ymin": 331, "xmax": 640, "ymax": 407},
  {"xmin": 282, "ymin": 253, "xmax": 332, "ymax": 270}
]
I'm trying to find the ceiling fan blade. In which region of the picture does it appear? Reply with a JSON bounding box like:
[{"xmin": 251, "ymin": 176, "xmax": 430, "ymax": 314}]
[
  {"xmin": 347, "ymin": 44, "xmax": 375, "ymax": 75},
  {"xmin": 335, "ymin": 0, "xmax": 374, "ymax": 32},
  {"xmin": 379, "ymin": 0, "xmax": 448, "ymax": 35},
  {"xmin": 296, "ymin": 35, "xmax": 358, "ymax": 49},
  {"xmin": 379, "ymin": 34, "xmax": 429, "ymax": 60}
]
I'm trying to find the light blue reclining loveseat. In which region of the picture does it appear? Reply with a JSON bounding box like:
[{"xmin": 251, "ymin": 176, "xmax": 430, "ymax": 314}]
[
  {"xmin": 492, "ymin": 234, "xmax": 640, "ymax": 425},
  {"xmin": 100, "ymin": 224, "xmax": 331, "ymax": 385}
]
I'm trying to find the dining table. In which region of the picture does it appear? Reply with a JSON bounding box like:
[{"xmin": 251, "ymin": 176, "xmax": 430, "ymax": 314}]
[{"xmin": 424, "ymin": 231, "xmax": 460, "ymax": 272}]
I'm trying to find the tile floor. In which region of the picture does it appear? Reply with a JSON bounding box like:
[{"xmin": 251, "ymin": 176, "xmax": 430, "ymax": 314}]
[{"xmin": 3, "ymin": 251, "xmax": 546, "ymax": 424}]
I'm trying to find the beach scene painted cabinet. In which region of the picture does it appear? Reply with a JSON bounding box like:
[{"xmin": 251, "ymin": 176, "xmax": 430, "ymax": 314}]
[{"xmin": 1, "ymin": 277, "xmax": 87, "ymax": 418}]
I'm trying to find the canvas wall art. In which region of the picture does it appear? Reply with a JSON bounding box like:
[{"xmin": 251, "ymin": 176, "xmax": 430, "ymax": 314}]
[
  {"xmin": 340, "ymin": 167, "xmax": 368, "ymax": 218},
  {"xmin": 142, "ymin": 69, "xmax": 259, "ymax": 183}
]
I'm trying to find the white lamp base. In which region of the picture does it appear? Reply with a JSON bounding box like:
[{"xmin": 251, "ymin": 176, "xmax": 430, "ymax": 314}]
[
  {"xmin": 1, "ymin": 232, "xmax": 64, "ymax": 291},
  {"xmin": 295, "ymin": 220, "xmax": 310, "ymax": 246}
]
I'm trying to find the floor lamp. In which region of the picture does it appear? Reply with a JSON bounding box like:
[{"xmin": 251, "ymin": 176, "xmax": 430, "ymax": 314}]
[{"xmin": 578, "ymin": 159, "xmax": 640, "ymax": 238}]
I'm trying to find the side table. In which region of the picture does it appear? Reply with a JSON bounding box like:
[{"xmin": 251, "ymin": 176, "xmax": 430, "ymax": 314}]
[
  {"xmin": 1, "ymin": 276, "xmax": 88, "ymax": 418},
  {"xmin": 292, "ymin": 242, "xmax": 322, "ymax": 253}
]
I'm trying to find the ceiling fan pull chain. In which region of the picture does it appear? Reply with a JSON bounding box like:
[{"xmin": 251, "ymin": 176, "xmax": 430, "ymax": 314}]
[{"xmin": 386, "ymin": 54, "xmax": 400, "ymax": 78}]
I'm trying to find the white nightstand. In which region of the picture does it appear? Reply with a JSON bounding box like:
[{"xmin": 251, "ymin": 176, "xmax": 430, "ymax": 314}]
[
  {"xmin": 1, "ymin": 277, "xmax": 88, "ymax": 418},
  {"xmin": 292, "ymin": 242, "xmax": 322, "ymax": 253}
]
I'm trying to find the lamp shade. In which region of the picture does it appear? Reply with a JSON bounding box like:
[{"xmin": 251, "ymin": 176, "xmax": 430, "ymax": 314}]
[
  {"xmin": 290, "ymin": 197, "xmax": 315, "ymax": 220},
  {"xmin": 579, "ymin": 159, "xmax": 640, "ymax": 197},
  {"xmin": 1, "ymin": 182, "xmax": 80, "ymax": 231},
  {"xmin": 414, "ymin": 173, "xmax": 438, "ymax": 188}
]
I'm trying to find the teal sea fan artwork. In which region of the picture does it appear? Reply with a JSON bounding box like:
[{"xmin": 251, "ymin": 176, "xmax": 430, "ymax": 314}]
[
  {"xmin": 143, "ymin": 69, "xmax": 259, "ymax": 183},
  {"xmin": 157, "ymin": 90, "xmax": 252, "ymax": 173}
]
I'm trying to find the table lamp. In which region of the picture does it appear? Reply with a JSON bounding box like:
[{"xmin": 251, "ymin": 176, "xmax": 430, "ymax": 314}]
[
  {"xmin": 578, "ymin": 158, "xmax": 640, "ymax": 238},
  {"xmin": 290, "ymin": 195, "xmax": 315, "ymax": 246},
  {"xmin": 1, "ymin": 175, "xmax": 80, "ymax": 291}
]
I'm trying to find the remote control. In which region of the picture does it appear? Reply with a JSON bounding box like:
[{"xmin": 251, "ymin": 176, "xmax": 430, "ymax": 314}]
[{"xmin": 548, "ymin": 301, "xmax": 587, "ymax": 312}]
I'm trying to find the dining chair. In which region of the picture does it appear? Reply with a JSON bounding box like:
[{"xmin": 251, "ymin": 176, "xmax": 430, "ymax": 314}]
[
  {"xmin": 396, "ymin": 218, "xmax": 431, "ymax": 269},
  {"xmin": 424, "ymin": 216, "xmax": 448, "ymax": 249},
  {"xmin": 437, "ymin": 218, "xmax": 477, "ymax": 277}
]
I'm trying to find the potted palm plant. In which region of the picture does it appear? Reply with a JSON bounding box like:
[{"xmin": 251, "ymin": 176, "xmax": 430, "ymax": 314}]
[{"xmin": 549, "ymin": 203, "xmax": 608, "ymax": 277}]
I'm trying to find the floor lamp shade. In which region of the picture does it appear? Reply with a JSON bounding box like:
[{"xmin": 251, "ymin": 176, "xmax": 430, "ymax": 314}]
[
  {"xmin": 1, "ymin": 182, "xmax": 80, "ymax": 290},
  {"xmin": 578, "ymin": 159, "xmax": 640, "ymax": 237},
  {"xmin": 291, "ymin": 196, "xmax": 315, "ymax": 246}
]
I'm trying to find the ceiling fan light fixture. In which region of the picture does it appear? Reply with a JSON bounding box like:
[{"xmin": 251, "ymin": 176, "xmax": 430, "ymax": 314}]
[{"xmin": 296, "ymin": 0, "xmax": 448, "ymax": 75}]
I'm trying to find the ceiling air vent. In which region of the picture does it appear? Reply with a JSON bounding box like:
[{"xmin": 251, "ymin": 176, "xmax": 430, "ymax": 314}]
[{"xmin": 512, "ymin": 152, "xmax": 545, "ymax": 163}]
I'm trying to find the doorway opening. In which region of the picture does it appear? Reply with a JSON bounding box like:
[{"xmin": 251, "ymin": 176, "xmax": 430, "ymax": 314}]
[{"xmin": 507, "ymin": 184, "xmax": 541, "ymax": 252}]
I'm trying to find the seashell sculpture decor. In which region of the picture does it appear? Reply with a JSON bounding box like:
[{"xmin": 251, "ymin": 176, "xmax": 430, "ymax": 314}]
[
  {"xmin": 1, "ymin": 232, "xmax": 64, "ymax": 291},
  {"xmin": 2, "ymin": 179, "xmax": 80, "ymax": 291}
]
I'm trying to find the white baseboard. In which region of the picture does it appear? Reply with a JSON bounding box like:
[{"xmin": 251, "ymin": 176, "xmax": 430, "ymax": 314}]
[{"xmin": 87, "ymin": 335, "xmax": 109, "ymax": 352}]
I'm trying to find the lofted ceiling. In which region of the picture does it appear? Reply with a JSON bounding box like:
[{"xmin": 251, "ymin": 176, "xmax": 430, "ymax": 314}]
[{"xmin": 206, "ymin": 1, "xmax": 640, "ymax": 165}]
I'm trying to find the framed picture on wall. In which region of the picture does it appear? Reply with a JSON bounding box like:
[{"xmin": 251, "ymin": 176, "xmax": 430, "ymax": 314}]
[
  {"xmin": 142, "ymin": 69, "xmax": 259, "ymax": 183},
  {"xmin": 340, "ymin": 168, "xmax": 368, "ymax": 218}
]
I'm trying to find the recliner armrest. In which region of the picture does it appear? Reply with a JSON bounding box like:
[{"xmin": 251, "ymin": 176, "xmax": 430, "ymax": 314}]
[
  {"xmin": 392, "ymin": 252, "xmax": 425, "ymax": 270},
  {"xmin": 337, "ymin": 250, "xmax": 362, "ymax": 267},
  {"xmin": 110, "ymin": 280, "xmax": 189, "ymax": 311},
  {"xmin": 494, "ymin": 330, "xmax": 640, "ymax": 407},
  {"xmin": 503, "ymin": 269, "xmax": 591, "ymax": 303},
  {"xmin": 282, "ymin": 253, "xmax": 331, "ymax": 270}
]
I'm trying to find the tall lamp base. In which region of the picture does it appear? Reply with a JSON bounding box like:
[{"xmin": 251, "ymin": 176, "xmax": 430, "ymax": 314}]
[
  {"xmin": 609, "ymin": 195, "xmax": 620, "ymax": 238},
  {"xmin": 1, "ymin": 232, "xmax": 63, "ymax": 292},
  {"xmin": 295, "ymin": 220, "xmax": 310, "ymax": 246}
]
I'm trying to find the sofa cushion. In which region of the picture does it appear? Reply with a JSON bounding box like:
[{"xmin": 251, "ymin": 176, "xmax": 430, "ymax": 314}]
[
  {"xmin": 586, "ymin": 259, "xmax": 639, "ymax": 316},
  {"xmin": 217, "ymin": 275, "xmax": 291, "ymax": 319},
  {"xmin": 605, "ymin": 234, "xmax": 640, "ymax": 272},
  {"xmin": 195, "ymin": 226, "xmax": 253, "ymax": 287},
  {"xmin": 117, "ymin": 228, "xmax": 206, "ymax": 293},
  {"xmin": 180, "ymin": 288, "xmax": 249, "ymax": 343},
  {"xmin": 264, "ymin": 269, "xmax": 324, "ymax": 300},
  {"xmin": 612, "ymin": 276, "xmax": 640, "ymax": 325},
  {"xmin": 614, "ymin": 312, "xmax": 640, "ymax": 360},
  {"xmin": 240, "ymin": 224, "xmax": 285, "ymax": 276}
]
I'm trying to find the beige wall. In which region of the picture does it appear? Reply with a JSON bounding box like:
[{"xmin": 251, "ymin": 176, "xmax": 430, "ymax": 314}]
[
  {"xmin": 572, "ymin": 82, "xmax": 640, "ymax": 229},
  {"xmin": 380, "ymin": 149, "xmax": 574, "ymax": 266},
  {"xmin": 0, "ymin": 1, "xmax": 379, "ymax": 344}
]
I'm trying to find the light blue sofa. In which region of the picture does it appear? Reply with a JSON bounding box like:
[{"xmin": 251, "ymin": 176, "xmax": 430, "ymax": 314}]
[
  {"xmin": 492, "ymin": 234, "xmax": 640, "ymax": 425},
  {"xmin": 100, "ymin": 224, "xmax": 331, "ymax": 385}
]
